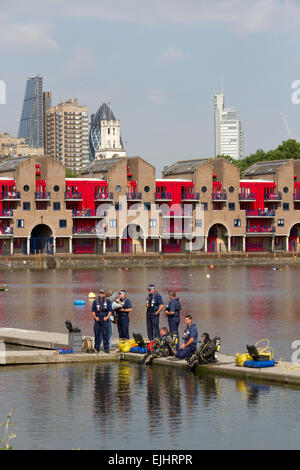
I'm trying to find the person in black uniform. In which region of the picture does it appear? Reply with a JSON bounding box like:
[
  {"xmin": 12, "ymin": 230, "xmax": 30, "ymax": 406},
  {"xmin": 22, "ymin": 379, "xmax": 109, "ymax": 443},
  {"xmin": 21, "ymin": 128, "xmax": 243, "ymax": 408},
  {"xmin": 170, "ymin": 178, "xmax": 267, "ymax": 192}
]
[
  {"xmin": 164, "ymin": 290, "xmax": 181, "ymax": 351},
  {"xmin": 116, "ymin": 289, "xmax": 133, "ymax": 339},
  {"xmin": 146, "ymin": 284, "xmax": 164, "ymax": 340},
  {"xmin": 91, "ymin": 289, "xmax": 113, "ymax": 353},
  {"xmin": 187, "ymin": 333, "xmax": 217, "ymax": 371}
]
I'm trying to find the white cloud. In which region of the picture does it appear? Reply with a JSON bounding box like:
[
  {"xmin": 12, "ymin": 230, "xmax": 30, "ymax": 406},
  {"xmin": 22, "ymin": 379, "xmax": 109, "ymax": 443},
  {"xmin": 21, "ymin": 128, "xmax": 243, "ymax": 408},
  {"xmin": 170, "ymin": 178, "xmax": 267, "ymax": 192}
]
[
  {"xmin": 15, "ymin": 0, "xmax": 300, "ymax": 34},
  {"xmin": 147, "ymin": 89, "xmax": 167, "ymax": 104},
  {"xmin": 160, "ymin": 48, "xmax": 184, "ymax": 63},
  {"xmin": 0, "ymin": 22, "xmax": 59, "ymax": 51}
]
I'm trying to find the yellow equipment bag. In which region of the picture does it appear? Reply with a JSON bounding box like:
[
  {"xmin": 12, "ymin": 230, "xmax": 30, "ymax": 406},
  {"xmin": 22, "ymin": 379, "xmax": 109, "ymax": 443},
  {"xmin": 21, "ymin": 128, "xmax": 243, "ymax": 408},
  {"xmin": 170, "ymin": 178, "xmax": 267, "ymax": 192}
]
[
  {"xmin": 118, "ymin": 339, "xmax": 138, "ymax": 353},
  {"xmin": 235, "ymin": 352, "xmax": 252, "ymax": 367}
]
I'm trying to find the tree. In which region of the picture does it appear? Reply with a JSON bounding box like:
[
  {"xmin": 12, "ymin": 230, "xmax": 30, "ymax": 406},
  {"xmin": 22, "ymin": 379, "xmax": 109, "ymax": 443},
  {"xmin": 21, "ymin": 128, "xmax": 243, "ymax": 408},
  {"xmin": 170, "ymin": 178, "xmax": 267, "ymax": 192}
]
[{"xmin": 65, "ymin": 168, "xmax": 79, "ymax": 178}]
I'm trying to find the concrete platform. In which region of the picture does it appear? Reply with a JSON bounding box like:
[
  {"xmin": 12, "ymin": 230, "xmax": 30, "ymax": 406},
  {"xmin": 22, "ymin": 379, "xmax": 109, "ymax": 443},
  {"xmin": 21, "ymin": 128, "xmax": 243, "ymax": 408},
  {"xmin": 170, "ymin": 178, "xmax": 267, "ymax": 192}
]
[
  {"xmin": 1, "ymin": 328, "xmax": 300, "ymax": 387},
  {"xmin": 123, "ymin": 352, "xmax": 300, "ymax": 387}
]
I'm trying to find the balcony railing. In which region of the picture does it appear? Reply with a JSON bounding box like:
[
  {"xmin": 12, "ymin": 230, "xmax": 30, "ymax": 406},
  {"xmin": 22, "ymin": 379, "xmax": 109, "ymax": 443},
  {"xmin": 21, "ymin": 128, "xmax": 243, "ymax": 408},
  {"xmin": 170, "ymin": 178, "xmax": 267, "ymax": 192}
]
[
  {"xmin": 162, "ymin": 210, "xmax": 193, "ymax": 217},
  {"xmin": 72, "ymin": 227, "xmax": 97, "ymax": 235},
  {"xmin": 0, "ymin": 227, "xmax": 13, "ymax": 235},
  {"xmin": 35, "ymin": 191, "xmax": 51, "ymax": 200},
  {"xmin": 239, "ymin": 193, "xmax": 256, "ymax": 200},
  {"xmin": 65, "ymin": 192, "xmax": 83, "ymax": 200},
  {"xmin": 212, "ymin": 192, "xmax": 227, "ymax": 201},
  {"xmin": 94, "ymin": 192, "xmax": 113, "ymax": 200},
  {"xmin": 294, "ymin": 192, "xmax": 300, "ymax": 201},
  {"xmin": 127, "ymin": 192, "xmax": 142, "ymax": 200},
  {"xmin": 246, "ymin": 226, "xmax": 275, "ymax": 233},
  {"xmin": 72, "ymin": 209, "xmax": 106, "ymax": 217},
  {"xmin": 1, "ymin": 191, "xmax": 21, "ymax": 200},
  {"xmin": 155, "ymin": 192, "xmax": 172, "ymax": 200},
  {"xmin": 181, "ymin": 193, "xmax": 200, "ymax": 201},
  {"xmin": 246, "ymin": 209, "xmax": 275, "ymax": 217},
  {"xmin": 264, "ymin": 192, "xmax": 282, "ymax": 201},
  {"xmin": 0, "ymin": 210, "xmax": 13, "ymax": 217}
]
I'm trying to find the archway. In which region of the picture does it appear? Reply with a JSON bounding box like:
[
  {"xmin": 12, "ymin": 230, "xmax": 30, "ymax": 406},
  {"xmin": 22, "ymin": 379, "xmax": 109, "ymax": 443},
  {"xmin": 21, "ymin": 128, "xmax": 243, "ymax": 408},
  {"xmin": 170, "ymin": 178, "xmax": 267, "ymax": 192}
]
[
  {"xmin": 121, "ymin": 224, "xmax": 144, "ymax": 254},
  {"xmin": 207, "ymin": 223, "xmax": 229, "ymax": 253},
  {"xmin": 30, "ymin": 224, "xmax": 53, "ymax": 254},
  {"xmin": 289, "ymin": 223, "xmax": 300, "ymax": 252}
]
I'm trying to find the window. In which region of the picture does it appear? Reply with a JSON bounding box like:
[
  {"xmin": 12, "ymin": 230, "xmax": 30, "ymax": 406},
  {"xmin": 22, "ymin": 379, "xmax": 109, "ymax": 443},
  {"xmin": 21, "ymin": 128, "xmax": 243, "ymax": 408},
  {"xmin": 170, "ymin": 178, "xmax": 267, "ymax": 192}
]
[
  {"xmin": 53, "ymin": 202, "xmax": 61, "ymax": 211},
  {"xmin": 201, "ymin": 186, "xmax": 207, "ymax": 193},
  {"xmin": 23, "ymin": 185, "xmax": 30, "ymax": 192},
  {"xmin": 59, "ymin": 219, "xmax": 67, "ymax": 228},
  {"xmin": 283, "ymin": 203, "xmax": 289, "ymax": 210},
  {"xmin": 115, "ymin": 202, "xmax": 122, "ymax": 211},
  {"xmin": 195, "ymin": 219, "xmax": 202, "ymax": 228},
  {"xmin": 202, "ymin": 203, "xmax": 208, "ymax": 211},
  {"xmin": 23, "ymin": 202, "xmax": 30, "ymax": 210},
  {"xmin": 234, "ymin": 219, "xmax": 241, "ymax": 227},
  {"xmin": 53, "ymin": 185, "xmax": 60, "ymax": 192},
  {"xmin": 17, "ymin": 219, "xmax": 24, "ymax": 228},
  {"xmin": 144, "ymin": 202, "xmax": 151, "ymax": 211},
  {"xmin": 277, "ymin": 219, "xmax": 284, "ymax": 227},
  {"xmin": 283, "ymin": 187, "xmax": 289, "ymax": 193},
  {"xmin": 144, "ymin": 185, "xmax": 150, "ymax": 193},
  {"xmin": 109, "ymin": 219, "xmax": 117, "ymax": 228},
  {"xmin": 115, "ymin": 185, "xmax": 122, "ymax": 193},
  {"xmin": 229, "ymin": 202, "xmax": 235, "ymax": 211},
  {"xmin": 150, "ymin": 219, "xmax": 157, "ymax": 228},
  {"xmin": 229, "ymin": 186, "xmax": 235, "ymax": 193}
]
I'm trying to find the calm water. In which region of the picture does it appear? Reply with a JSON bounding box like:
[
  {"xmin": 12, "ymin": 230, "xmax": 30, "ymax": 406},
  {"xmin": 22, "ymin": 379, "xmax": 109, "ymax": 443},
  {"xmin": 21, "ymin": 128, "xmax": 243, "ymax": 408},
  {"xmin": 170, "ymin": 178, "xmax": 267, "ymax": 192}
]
[{"xmin": 0, "ymin": 265, "xmax": 300, "ymax": 449}]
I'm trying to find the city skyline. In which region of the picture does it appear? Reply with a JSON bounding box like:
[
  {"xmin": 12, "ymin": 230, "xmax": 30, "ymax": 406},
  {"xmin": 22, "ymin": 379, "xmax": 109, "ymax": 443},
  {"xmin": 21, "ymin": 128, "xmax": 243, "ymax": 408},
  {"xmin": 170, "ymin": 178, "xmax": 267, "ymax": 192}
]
[{"xmin": 1, "ymin": 0, "xmax": 300, "ymax": 175}]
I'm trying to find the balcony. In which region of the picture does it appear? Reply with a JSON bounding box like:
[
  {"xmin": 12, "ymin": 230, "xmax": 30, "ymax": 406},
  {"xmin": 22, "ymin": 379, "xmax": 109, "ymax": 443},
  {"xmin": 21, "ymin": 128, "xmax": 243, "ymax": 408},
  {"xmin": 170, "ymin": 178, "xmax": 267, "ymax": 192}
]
[
  {"xmin": 94, "ymin": 192, "xmax": 113, "ymax": 201},
  {"xmin": 162, "ymin": 209, "xmax": 193, "ymax": 218},
  {"xmin": 155, "ymin": 192, "xmax": 172, "ymax": 201},
  {"xmin": 246, "ymin": 226, "xmax": 275, "ymax": 234},
  {"xmin": 294, "ymin": 192, "xmax": 300, "ymax": 201},
  {"xmin": 181, "ymin": 193, "xmax": 200, "ymax": 201},
  {"xmin": 35, "ymin": 192, "xmax": 51, "ymax": 200},
  {"xmin": 72, "ymin": 209, "xmax": 106, "ymax": 218},
  {"xmin": 1, "ymin": 191, "xmax": 21, "ymax": 201},
  {"xmin": 0, "ymin": 227, "xmax": 13, "ymax": 236},
  {"xmin": 239, "ymin": 193, "xmax": 256, "ymax": 201},
  {"xmin": 127, "ymin": 192, "xmax": 142, "ymax": 200},
  {"xmin": 72, "ymin": 227, "xmax": 97, "ymax": 236},
  {"xmin": 65, "ymin": 192, "xmax": 83, "ymax": 200},
  {"xmin": 0, "ymin": 210, "xmax": 13, "ymax": 218},
  {"xmin": 212, "ymin": 192, "xmax": 227, "ymax": 201},
  {"xmin": 264, "ymin": 192, "xmax": 282, "ymax": 201},
  {"xmin": 246, "ymin": 209, "xmax": 275, "ymax": 218}
]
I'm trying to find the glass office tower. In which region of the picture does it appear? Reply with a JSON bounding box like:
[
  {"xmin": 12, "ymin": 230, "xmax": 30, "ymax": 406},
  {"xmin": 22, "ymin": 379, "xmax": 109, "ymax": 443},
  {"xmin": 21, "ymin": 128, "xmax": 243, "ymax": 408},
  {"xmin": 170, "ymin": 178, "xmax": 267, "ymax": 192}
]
[{"xmin": 18, "ymin": 75, "xmax": 44, "ymax": 148}]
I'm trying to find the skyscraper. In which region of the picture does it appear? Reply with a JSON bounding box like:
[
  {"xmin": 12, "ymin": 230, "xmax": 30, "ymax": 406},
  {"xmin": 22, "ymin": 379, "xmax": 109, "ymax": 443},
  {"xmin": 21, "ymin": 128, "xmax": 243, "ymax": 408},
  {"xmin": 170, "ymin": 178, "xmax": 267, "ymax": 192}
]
[
  {"xmin": 89, "ymin": 102, "xmax": 126, "ymax": 161},
  {"xmin": 44, "ymin": 98, "xmax": 89, "ymax": 172},
  {"xmin": 18, "ymin": 75, "xmax": 44, "ymax": 148},
  {"xmin": 214, "ymin": 93, "xmax": 244, "ymax": 160}
]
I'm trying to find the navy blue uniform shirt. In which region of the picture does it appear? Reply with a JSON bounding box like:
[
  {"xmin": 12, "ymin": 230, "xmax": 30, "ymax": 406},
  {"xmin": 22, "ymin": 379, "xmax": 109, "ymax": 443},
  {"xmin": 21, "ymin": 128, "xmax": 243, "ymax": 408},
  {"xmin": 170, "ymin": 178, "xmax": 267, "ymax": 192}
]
[
  {"xmin": 146, "ymin": 292, "xmax": 163, "ymax": 314},
  {"xmin": 182, "ymin": 323, "xmax": 198, "ymax": 346},
  {"xmin": 118, "ymin": 298, "xmax": 132, "ymax": 316},
  {"xmin": 166, "ymin": 298, "xmax": 181, "ymax": 318},
  {"xmin": 92, "ymin": 296, "xmax": 112, "ymax": 319}
]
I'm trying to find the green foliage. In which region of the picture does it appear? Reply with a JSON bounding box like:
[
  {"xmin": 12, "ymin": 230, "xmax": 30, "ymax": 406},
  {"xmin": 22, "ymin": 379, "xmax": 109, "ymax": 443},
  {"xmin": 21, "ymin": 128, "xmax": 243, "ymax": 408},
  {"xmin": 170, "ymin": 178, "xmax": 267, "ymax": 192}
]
[
  {"xmin": 65, "ymin": 168, "xmax": 79, "ymax": 178},
  {"xmin": 218, "ymin": 140, "xmax": 300, "ymax": 175}
]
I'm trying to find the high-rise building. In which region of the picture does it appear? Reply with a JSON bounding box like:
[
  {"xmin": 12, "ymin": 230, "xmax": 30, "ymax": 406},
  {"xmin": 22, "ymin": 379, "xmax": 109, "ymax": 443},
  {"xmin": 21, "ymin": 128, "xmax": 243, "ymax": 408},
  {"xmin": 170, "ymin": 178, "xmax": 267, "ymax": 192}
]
[
  {"xmin": 44, "ymin": 98, "xmax": 89, "ymax": 172},
  {"xmin": 89, "ymin": 102, "xmax": 126, "ymax": 161},
  {"xmin": 18, "ymin": 75, "xmax": 44, "ymax": 148},
  {"xmin": 0, "ymin": 132, "xmax": 44, "ymax": 160},
  {"xmin": 214, "ymin": 93, "xmax": 244, "ymax": 160}
]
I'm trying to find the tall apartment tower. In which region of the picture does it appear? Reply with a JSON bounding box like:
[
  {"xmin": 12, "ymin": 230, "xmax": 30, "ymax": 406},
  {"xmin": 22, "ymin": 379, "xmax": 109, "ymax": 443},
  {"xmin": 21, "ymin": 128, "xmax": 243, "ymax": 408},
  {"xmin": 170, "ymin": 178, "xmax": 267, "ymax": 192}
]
[
  {"xmin": 89, "ymin": 102, "xmax": 126, "ymax": 161},
  {"xmin": 214, "ymin": 93, "xmax": 244, "ymax": 160},
  {"xmin": 18, "ymin": 75, "xmax": 44, "ymax": 148},
  {"xmin": 45, "ymin": 98, "xmax": 89, "ymax": 172}
]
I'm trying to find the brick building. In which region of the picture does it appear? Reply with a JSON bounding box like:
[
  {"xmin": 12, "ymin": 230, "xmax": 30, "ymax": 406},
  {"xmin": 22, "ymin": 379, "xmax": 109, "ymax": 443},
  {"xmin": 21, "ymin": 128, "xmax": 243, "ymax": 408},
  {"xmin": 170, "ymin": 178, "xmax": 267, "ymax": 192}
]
[{"xmin": 0, "ymin": 155, "xmax": 300, "ymax": 255}]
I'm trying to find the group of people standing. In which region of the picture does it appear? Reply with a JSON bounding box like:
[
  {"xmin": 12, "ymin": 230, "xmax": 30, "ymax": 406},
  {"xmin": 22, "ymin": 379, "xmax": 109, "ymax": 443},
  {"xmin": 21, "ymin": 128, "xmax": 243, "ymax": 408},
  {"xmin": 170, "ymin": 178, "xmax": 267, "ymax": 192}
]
[{"xmin": 91, "ymin": 283, "xmax": 217, "ymax": 365}]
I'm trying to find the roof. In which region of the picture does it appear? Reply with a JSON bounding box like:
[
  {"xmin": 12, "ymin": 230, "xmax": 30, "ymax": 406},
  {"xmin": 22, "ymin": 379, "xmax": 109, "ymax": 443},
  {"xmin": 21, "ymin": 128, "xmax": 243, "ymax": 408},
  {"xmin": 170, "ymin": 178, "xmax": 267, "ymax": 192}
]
[
  {"xmin": 163, "ymin": 159, "xmax": 209, "ymax": 176},
  {"xmin": 0, "ymin": 156, "xmax": 30, "ymax": 172},
  {"xmin": 243, "ymin": 160, "xmax": 289, "ymax": 177},
  {"xmin": 80, "ymin": 157, "xmax": 123, "ymax": 175},
  {"xmin": 91, "ymin": 103, "xmax": 116, "ymax": 124}
]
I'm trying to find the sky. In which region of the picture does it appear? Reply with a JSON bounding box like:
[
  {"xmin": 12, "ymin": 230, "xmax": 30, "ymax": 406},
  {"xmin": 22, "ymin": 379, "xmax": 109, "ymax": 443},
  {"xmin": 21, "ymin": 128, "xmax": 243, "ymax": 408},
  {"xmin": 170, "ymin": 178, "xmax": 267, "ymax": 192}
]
[{"xmin": 1, "ymin": 0, "xmax": 300, "ymax": 175}]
